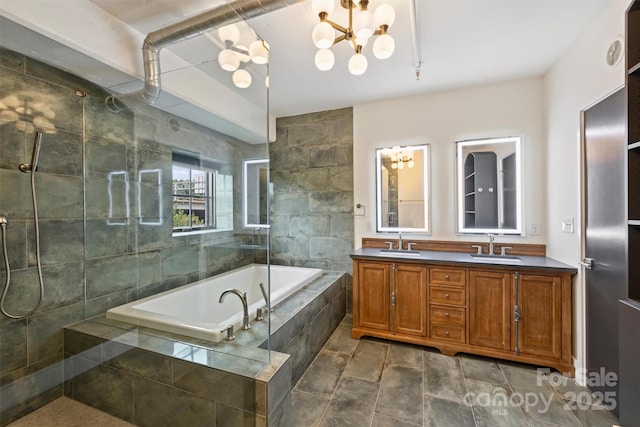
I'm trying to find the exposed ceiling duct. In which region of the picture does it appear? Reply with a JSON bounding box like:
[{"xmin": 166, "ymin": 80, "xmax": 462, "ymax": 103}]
[{"xmin": 105, "ymin": 0, "xmax": 303, "ymax": 112}]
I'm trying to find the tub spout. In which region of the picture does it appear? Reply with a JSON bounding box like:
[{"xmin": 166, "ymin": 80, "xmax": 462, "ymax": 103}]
[{"xmin": 219, "ymin": 289, "xmax": 251, "ymax": 330}]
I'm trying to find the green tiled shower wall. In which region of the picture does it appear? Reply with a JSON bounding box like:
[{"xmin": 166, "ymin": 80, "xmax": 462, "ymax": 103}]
[
  {"xmin": 0, "ymin": 47, "xmax": 269, "ymax": 425},
  {"xmin": 270, "ymin": 109, "xmax": 354, "ymax": 312}
]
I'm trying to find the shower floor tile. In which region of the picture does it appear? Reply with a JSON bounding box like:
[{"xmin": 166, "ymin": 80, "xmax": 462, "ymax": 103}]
[{"xmin": 7, "ymin": 397, "xmax": 135, "ymax": 427}]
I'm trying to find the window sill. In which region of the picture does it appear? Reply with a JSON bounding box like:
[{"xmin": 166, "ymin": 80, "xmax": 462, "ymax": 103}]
[{"xmin": 172, "ymin": 228, "xmax": 232, "ymax": 237}]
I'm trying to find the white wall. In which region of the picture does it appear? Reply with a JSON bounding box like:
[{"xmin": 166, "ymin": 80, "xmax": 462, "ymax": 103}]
[
  {"xmin": 544, "ymin": 0, "xmax": 629, "ymax": 377},
  {"xmin": 353, "ymin": 77, "xmax": 546, "ymax": 246}
]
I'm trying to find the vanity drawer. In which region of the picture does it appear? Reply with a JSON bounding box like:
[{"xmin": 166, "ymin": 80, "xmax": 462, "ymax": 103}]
[
  {"xmin": 430, "ymin": 268, "xmax": 466, "ymax": 287},
  {"xmin": 429, "ymin": 286, "xmax": 466, "ymax": 306},
  {"xmin": 430, "ymin": 305, "xmax": 465, "ymax": 326},
  {"xmin": 430, "ymin": 324, "xmax": 466, "ymax": 343}
]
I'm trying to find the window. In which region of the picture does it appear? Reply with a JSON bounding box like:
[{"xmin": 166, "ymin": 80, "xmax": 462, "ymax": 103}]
[{"xmin": 172, "ymin": 150, "xmax": 233, "ymax": 233}]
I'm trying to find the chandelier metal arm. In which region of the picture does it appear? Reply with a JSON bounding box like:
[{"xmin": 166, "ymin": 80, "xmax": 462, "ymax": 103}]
[{"xmin": 325, "ymin": 18, "xmax": 348, "ymax": 35}]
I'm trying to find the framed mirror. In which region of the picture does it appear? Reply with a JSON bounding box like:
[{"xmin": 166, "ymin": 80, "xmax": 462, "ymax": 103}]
[
  {"xmin": 243, "ymin": 158, "xmax": 270, "ymax": 228},
  {"xmin": 376, "ymin": 144, "xmax": 430, "ymax": 233},
  {"xmin": 456, "ymin": 136, "xmax": 523, "ymax": 234}
]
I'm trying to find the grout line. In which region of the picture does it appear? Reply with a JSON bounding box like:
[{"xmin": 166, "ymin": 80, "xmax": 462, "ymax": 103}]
[
  {"xmin": 496, "ymin": 362, "xmax": 530, "ymax": 424},
  {"xmin": 421, "ymin": 349, "xmax": 425, "ymax": 427},
  {"xmin": 368, "ymin": 343, "xmax": 390, "ymax": 427},
  {"xmin": 459, "ymin": 355, "xmax": 479, "ymax": 427}
]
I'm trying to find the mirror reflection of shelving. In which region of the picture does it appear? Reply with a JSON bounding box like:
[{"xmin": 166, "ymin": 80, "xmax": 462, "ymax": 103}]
[{"xmin": 463, "ymin": 151, "xmax": 498, "ymax": 229}]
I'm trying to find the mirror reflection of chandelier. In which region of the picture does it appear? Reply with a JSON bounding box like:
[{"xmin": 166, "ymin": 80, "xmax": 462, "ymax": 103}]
[
  {"xmin": 0, "ymin": 92, "xmax": 57, "ymax": 134},
  {"xmin": 382, "ymin": 146, "xmax": 414, "ymax": 169},
  {"xmin": 216, "ymin": 24, "xmax": 269, "ymax": 89},
  {"xmin": 311, "ymin": 0, "xmax": 396, "ymax": 75}
]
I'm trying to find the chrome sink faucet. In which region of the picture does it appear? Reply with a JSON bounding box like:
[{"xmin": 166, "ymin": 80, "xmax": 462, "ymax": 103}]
[
  {"xmin": 398, "ymin": 231, "xmax": 403, "ymax": 250},
  {"xmin": 219, "ymin": 289, "xmax": 251, "ymax": 330},
  {"xmin": 488, "ymin": 233, "xmax": 495, "ymax": 255}
]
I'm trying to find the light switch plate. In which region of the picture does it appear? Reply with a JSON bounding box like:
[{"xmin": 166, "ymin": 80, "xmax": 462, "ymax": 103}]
[{"xmin": 561, "ymin": 217, "xmax": 574, "ymax": 233}]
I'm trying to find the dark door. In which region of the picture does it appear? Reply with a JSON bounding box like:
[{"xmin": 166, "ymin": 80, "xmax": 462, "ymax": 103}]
[{"xmin": 583, "ymin": 87, "xmax": 626, "ymax": 415}]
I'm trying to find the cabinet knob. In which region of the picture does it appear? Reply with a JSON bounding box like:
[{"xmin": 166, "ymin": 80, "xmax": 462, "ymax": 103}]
[
  {"xmin": 445, "ymin": 312, "xmax": 449, "ymax": 317},
  {"xmin": 445, "ymin": 275, "xmax": 449, "ymax": 280},
  {"xmin": 445, "ymin": 331, "xmax": 450, "ymax": 336},
  {"xmin": 445, "ymin": 294, "xmax": 450, "ymax": 299}
]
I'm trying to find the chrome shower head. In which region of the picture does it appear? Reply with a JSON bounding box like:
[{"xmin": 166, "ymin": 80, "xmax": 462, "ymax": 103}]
[
  {"xmin": 0, "ymin": 215, "xmax": 7, "ymax": 226},
  {"xmin": 19, "ymin": 132, "xmax": 43, "ymax": 173}
]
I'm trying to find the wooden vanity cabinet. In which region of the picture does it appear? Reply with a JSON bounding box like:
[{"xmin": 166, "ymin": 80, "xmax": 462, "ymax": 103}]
[
  {"xmin": 352, "ymin": 257, "xmax": 575, "ymax": 376},
  {"xmin": 355, "ymin": 261, "xmax": 391, "ymax": 332},
  {"xmin": 428, "ymin": 267, "xmax": 467, "ymax": 344},
  {"xmin": 514, "ymin": 273, "xmax": 564, "ymax": 359},
  {"xmin": 353, "ymin": 260, "xmax": 427, "ymax": 337},
  {"xmin": 469, "ymin": 270, "xmax": 512, "ymax": 351},
  {"xmin": 395, "ymin": 264, "xmax": 428, "ymax": 337}
]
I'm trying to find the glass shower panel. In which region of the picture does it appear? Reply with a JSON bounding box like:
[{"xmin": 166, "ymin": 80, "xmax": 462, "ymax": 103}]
[{"xmin": 81, "ymin": 15, "xmax": 271, "ymax": 369}]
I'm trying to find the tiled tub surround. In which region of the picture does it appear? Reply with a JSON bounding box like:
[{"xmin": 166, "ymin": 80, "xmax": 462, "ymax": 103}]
[
  {"xmin": 0, "ymin": 47, "xmax": 269, "ymax": 425},
  {"xmin": 64, "ymin": 271, "xmax": 347, "ymax": 426}
]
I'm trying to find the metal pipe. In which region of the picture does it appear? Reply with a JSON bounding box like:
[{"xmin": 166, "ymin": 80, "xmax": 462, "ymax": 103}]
[
  {"xmin": 106, "ymin": 0, "xmax": 303, "ymax": 110},
  {"xmin": 408, "ymin": 0, "xmax": 422, "ymax": 80}
]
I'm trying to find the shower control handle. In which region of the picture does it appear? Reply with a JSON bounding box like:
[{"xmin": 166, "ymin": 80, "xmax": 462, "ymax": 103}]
[
  {"xmin": 255, "ymin": 307, "xmax": 268, "ymax": 321},
  {"xmin": 221, "ymin": 324, "xmax": 235, "ymax": 341}
]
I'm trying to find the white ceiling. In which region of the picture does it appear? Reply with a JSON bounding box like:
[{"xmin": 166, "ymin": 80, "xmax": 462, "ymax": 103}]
[
  {"xmin": 87, "ymin": 0, "xmax": 613, "ymax": 118},
  {"xmin": 0, "ymin": 0, "xmax": 614, "ymax": 127}
]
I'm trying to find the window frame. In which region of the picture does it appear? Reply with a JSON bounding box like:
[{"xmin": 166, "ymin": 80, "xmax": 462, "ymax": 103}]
[{"xmin": 171, "ymin": 150, "xmax": 228, "ymax": 234}]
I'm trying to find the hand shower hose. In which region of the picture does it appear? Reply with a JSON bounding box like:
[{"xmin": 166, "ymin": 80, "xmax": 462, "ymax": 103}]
[{"xmin": 1, "ymin": 133, "xmax": 45, "ymax": 319}]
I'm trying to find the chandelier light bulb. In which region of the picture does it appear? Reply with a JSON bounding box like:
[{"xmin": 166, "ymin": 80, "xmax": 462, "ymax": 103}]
[
  {"xmin": 348, "ymin": 53, "xmax": 368, "ymax": 75},
  {"xmin": 249, "ymin": 40, "xmax": 270, "ymax": 64},
  {"xmin": 397, "ymin": 160, "xmax": 404, "ymax": 169},
  {"xmin": 232, "ymin": 69, "xmax": 252, "ymax": 88},
  {"xmin": 353, "ymin": 10, "xmax": 374, "ymax": 40},
  {"xmin": 312, "ymin": 22, "xmax": 335, "ymax": 49},
  {"xmin": 391, "ymin": 162, "xmax": 398, "ymax": 170},
  {"xmin": 315, "ymin": 49, "xmax": 335, "ymax": 71},
  {"xmin": 312, "ymin": 0, "xmax": 335, "ymax": 16},
  {"xmin": 218, "ymin": 24, "xmax": 240, "ymax": 45},
  {"xmin": 373, "ymin": 34, "xmax": 395, "ymax": 59},
  {"xmin": 218, "ymin": 49, "xmax": 240, "ymax": 72},
  {"xmin": 374, "ymin": 4, "xmax": 396, "ymax": 27}
]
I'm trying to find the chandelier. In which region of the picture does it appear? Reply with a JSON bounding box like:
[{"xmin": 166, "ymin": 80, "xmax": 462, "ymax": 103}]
[
  {"xmin": 382, "ymin": 146, "xmax": 414, "ymax": 169},
  {"xmin": 311, "ymin": 0, "xmax": 396, "ymax": 75},
  {"xmin": 216, "ymin": 24, "xmax": 269, "ymax": 89}
]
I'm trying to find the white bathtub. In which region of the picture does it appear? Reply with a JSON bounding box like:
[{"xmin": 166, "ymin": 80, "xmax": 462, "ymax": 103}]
[{"xmin": 106, "ymin": 264, "xmax": 323, "ymax": 342}]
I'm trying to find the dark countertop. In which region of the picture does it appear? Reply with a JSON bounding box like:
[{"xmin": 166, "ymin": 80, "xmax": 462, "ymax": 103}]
[{"xmin": 350, "ymin": 248, "xmax": 577, "ymax": 273}]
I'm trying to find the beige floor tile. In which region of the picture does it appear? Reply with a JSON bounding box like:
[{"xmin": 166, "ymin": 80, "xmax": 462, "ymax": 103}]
[{"xmin": 7, "ymin": 397, "xmax": 135, "ymax": 427}]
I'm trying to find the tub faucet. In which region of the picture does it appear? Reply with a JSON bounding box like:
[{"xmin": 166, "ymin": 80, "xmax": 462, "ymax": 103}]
[
  {"xmin": 256, "ymin": 282, "xmax": 269, "ymax": 321},
  {"xmin": 219, "ymin": 289, "xmax": 251, "ymax": 330}
]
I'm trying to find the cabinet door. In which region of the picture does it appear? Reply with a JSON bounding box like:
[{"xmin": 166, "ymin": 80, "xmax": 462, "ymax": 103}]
[
  {"xmin": 356, "ymin": 262, "xmax": 391, "ymax": 331},
  {"xmin": 395, "ymin": 264, "xmax": 427, "ymax": 336},
  {"xmin": 469, "ymin": 270, "xmax": 511, "ymax": 350},
  {"xmin": 515, "ymin": 274, "xmax": 562, "ymax": 359}
]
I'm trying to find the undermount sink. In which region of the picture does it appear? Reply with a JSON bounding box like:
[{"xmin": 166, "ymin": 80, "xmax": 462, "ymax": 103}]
[
  {"xmin": 379, "ymin": 249, "xmax": 422, "ymax": 257},
  {"xmin": 470, "ymin": 254, "xmax": 522, "ymax": 263}
]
